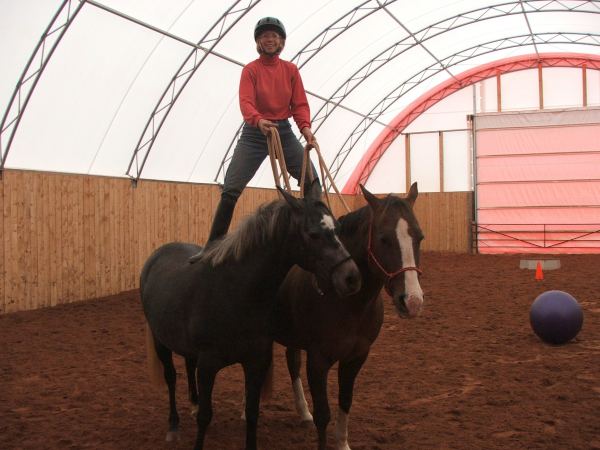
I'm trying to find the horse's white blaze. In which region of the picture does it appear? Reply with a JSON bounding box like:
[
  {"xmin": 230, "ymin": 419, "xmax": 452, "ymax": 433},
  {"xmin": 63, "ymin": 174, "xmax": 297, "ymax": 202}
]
[
  {"xmin": 396, "ymin": 218, "xmax": 423, "ymax": 302},
  {"xmin": 321, "ymin": 214, "xmax": 344, "ymax": 247},
  {"xmin": 293, "ymin": 378, "xmax": 313, "ymax": 421},
  {"xmin": 334, "ymin": 407, "xmax": 351, "ymax": 450}
]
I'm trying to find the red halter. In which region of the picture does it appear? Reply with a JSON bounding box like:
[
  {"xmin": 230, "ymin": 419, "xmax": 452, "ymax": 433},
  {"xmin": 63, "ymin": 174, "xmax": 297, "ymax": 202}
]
[{"xmin": 367, "ymin": 220, "xmax": 422, "ymax": 296}]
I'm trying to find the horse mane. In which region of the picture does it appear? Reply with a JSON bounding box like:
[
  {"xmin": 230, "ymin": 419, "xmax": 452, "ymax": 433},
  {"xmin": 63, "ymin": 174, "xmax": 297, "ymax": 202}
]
[
  {"xmin": 338, "ymin": 194, "xmax": 410, "ymax": 239},
  {"xmin": 338, "ymin": 205, "xmax": 370, "ymax": 236},
  {"xmin": 202, "ymin": 199, "xmax": 290, "ymax": 266}
]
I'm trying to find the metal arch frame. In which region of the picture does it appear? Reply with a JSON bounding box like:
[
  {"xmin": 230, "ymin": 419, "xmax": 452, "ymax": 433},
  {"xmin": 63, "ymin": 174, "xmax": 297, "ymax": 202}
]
[
  {"xmin": 217, "ymin": 0, "xmax": 600, "ymax": 184},
  {"xmin": 329, "ymin": 33, "xmax": 600, "ymax": 183},
  {"xmin": 309, "ymin": 0, "xmax": 600, "ymax": 137},
  {"xmin": 125, "ymin": 0, "xmax": 261, "ymax": 183},
  {"xmin": 0, "ymin": 0, "xmax": 86, "ymax": 177},
  {"xmin": 2, "ymin": 2, "xmax": 598, "ymax": 183},
  {"xmin": 290, "ymin": 0, "xmax": 398, "ymax": 68},
  {"xmin": 342, "ymin": 53, "xmax": 600, "ymax": 194}
]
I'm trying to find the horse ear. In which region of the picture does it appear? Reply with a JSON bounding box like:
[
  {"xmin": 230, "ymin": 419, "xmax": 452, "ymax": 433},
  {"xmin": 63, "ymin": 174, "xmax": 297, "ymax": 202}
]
[
  {"xmin": 277, "ymin": 186, "xmax": 302, "ymax": 211},
  {"xmin": 406, "ymin": 182, "xmax": 418, "ymax": 207},
  {"xmin": 305, "ymin": 178, "xmax": 322, "ymax": 201},
  {"xmin": 359, "ymin": 184, "xmax": 381, "ymax": 212}
]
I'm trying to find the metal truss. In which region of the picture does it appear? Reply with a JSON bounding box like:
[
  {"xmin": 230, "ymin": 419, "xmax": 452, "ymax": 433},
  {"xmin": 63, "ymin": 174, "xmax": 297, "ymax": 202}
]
[
  {"xmin": 331, "ymin": 32, "xmax": 600, "ymax": 181},
  {"xmin": 0, "ymin": 0, "xmax": 86, "ymax": 177},
  {"xmin": 216, "ymin": 0, "xmax": 600, "ymax": 184},
  {"xmin": 350, "ymin": 54, "xmax": 600, "ymax": 192},
  {"xmin": 311, "ymin": 0, "xmax": 600, "ymax": 138},
  {"xmin": 125, "ymin": 0, "xmax": 260, "ymax": 183},
  {"xmin": 291, "ymin": 0, "xmax": 398, "ymax": 68}
]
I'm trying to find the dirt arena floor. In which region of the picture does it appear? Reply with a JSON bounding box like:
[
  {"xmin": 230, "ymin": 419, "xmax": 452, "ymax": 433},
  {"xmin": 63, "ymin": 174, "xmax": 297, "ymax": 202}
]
[{"xmin": 1, "ymin": 252, "xmax": 599, "ymax": 450}]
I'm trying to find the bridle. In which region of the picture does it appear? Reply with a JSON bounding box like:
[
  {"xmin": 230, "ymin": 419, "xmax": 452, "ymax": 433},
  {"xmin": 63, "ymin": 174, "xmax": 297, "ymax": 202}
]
[{"xmin": 367, "ymin": 219, "xmax": 422, "ymax": 296}]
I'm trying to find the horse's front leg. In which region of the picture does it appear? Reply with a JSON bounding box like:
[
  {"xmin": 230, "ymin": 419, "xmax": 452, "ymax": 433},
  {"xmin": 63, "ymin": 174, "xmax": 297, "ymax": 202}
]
[
  {"xmin": 285, "ymin": 347, "xmax": 313, "ymax": 422},
  {"xmin": 306, "ymin": 351, "xmax": 334, "ymax": 450},
  {"xmin": 185, "ymin": 357, "xmax": 199, "ymax": 416},
  {"xmin": 193, "ymin": 356, "xmax": 220, "ymax": 450},
  {"xmin": 242, "ymin": 344, "xmax": 273, "ymax": 450},
  {"xmin": 336, "ymin": 354, "xmax": 368, "ymax": 450}
]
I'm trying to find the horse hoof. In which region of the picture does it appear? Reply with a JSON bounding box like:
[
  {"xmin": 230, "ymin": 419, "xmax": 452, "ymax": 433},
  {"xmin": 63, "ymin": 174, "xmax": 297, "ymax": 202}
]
[
  {"xmin": 301, "ymin": 413, "xmax": 313, "ymax": 423},
  {"xmin": 165, "ymin": 431, "xmax": 180, "ymax": 442}
]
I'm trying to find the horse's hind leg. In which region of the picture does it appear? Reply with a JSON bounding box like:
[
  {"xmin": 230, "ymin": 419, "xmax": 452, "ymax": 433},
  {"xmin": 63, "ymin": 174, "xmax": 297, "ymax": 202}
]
[
  {"xmin": 154, "ymin": 342, "xmax": 180, "ymax": 442},
  {"xmin": 285, "ymin": 347, "xmax": 312, "ymax": 422},
  {"xmin": 336, "ymin": 355, "xmax": 368, "ymax": 450},
  {"xmin": 185, "ymin": 357, "xmax": 198, "ymax": 415}
]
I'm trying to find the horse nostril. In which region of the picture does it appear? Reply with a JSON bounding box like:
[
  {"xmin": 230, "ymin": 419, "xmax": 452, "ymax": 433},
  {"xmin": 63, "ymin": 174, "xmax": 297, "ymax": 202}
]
[{"xmin": 346, "ymin": 273, "xmax": 361, "ymax": 292}]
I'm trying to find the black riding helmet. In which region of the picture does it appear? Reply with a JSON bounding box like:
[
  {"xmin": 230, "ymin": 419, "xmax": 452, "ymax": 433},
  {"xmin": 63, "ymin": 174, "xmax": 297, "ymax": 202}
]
[{"xmin": 254, "ymin": 17, "xmax": 286, "ymax": 40}]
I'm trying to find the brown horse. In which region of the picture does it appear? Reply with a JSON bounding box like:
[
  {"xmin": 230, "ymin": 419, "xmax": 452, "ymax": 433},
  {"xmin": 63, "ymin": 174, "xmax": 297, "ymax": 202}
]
[{"xmin": 269, "ymin": 183, "xmax": 424, "ymax": 450}]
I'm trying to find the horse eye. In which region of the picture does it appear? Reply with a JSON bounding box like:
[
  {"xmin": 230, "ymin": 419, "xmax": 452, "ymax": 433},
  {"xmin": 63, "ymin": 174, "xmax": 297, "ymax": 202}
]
[{"xmin": 379, "ymin": 235, "xmax": 390, "ymax": 245}]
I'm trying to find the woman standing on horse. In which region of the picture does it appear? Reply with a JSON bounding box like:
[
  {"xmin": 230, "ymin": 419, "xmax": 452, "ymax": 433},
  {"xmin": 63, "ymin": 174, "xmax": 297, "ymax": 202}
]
[{"xmin": 191, "ymin": 17, "xmax": 319, "ymax": 262}]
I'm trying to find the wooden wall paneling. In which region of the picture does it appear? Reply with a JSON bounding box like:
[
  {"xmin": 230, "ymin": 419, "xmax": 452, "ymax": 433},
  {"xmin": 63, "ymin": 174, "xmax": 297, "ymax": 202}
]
[
  {"xmin": 196, "ymin": 184, "xmax": 217, "ymax": 245},
  {"xmin": 124, "ymin": 180, "xmax": 136, "ymax": 292},
  {"xmin": 48, "ymin": 173, "xmax": 60, "ymax": 306},
  {"xmin": 8, "ymin": 172, "xmax": 27, "ymax": 311},
  {"xmin": 132, "ymin": 181, "xmax": 146, "ymax": 284},
  {"xmin": 189, "ymin": 184, "xmax": 205, "ymax": 245},
  {"xmin": 110, "ymin": 178, "xmax": 120, "ymax": 292},
  {"xmin": 187, "ymin": 183, "xmax": 200, "ymax": 247},
  {"xmin": 147, "ymin": 181, "xmax": 160, "ymax": 262},
  {"xmin": 0, "ymin": 172, "xmax": 5, "ymax": 312},
  {"xmin": 157, "ymin": 182, "xmax": 168, "ymax": 244},
  {"xmin": 113, "ymin": 179, "xmax": 123, "ymax": 292},
  {"xmin": 62, "ymin": 175, "xmax": 84, "ymax": 303},
  {"xmin": 38, "ymin": 173, "xmax": 51, "ymax": 308},
  {"xmin": 174, "ymin": 183, "xmax": 190, "ymax": 242},
  {"xmin": 3, "ymin": 171, "xmax": 12, "ymax": 312},
  {"xmin": 19, "ymin": 171, "xmax": 32, "ymax": 311},
  {"xmin": 0, "ymin": 171, "xmax": 474, "ymax": 314},
  {"xmin": 75, "ymin": 175, "xmax": 85, "ymax": 301},
  {"xmin": 27, "ymin": 172, "xmax": 40, "ymax": 310},
  {"xmin": 109, "ymin": 178, "xmax": 119, "ymax": 294},
  {"xmin": 83, "ymin": 176, "xmax": 97, "ymax": 300},
  {"xmin": 101, "ymin": 176, "xmax": 112, "ymax": 297}
]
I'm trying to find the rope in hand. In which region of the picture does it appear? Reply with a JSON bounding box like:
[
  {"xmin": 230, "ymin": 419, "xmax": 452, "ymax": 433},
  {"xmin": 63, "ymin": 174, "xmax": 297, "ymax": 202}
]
[
  {"xmin": 266, "ymin": 127, "xmax": 350, "ymax": 214},
  {"xmin": 300, "ymin": 141, "xmax": 351, "ymax": 213},
  {"xmin": 267, "ymin": 127, "xmax": 292, "ymax": 193}
]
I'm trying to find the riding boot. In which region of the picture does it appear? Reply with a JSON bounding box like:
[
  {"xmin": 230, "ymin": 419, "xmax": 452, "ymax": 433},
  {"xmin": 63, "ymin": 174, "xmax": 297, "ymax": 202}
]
[{"xmin": 189, "ymin": 194, "xmax": 237, "ymax": 263}]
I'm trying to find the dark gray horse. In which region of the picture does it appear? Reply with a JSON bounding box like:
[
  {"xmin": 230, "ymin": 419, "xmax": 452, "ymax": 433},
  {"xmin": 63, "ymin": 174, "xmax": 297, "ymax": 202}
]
[
  {"xmin": 140, "ymin": 181, "xmax": 361, "ymax": 450},
  {"xmin": 269, "ymin": 183, "xmax": 424, "ymax": 450}
]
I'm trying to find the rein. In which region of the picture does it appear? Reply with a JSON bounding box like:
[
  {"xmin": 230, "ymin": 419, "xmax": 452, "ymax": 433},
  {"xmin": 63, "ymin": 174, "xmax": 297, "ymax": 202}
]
[
  {"xmin": 267, "ymin": 128, "xmax": 292, "ymax": 193},
  {"xmin": 367, "ymin": 219, "xmax": 422, "ymax": 296}
]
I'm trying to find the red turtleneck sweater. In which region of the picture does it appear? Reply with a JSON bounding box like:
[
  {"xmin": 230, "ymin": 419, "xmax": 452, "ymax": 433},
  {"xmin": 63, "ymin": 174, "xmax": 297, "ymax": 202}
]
[{"xmin": 239, "ymin": 54, "xmax": 311, "ymax": 131}]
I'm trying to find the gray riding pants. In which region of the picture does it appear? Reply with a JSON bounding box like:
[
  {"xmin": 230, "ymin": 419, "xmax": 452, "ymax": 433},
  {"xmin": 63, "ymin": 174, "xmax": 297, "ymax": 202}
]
[{"xmin": 222, "ymin": 120, "xmax": 318, "ymax": 200}]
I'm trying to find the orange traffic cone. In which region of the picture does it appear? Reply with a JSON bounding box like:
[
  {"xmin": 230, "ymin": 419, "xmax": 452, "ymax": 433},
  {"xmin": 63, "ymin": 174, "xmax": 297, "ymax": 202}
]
[{"xmin": 535, "ymin": 261, "xmax": 544, "ymax": 281}]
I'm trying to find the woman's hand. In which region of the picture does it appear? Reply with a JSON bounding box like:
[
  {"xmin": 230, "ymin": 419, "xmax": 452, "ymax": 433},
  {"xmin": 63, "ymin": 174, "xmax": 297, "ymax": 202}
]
[
  {"xmin": 301, "ymin": 127, "xmax": 317, "ymax": 149},
  {"xmin": 258, "ymin": 119, "xmax": 277, "ymax": 136}
]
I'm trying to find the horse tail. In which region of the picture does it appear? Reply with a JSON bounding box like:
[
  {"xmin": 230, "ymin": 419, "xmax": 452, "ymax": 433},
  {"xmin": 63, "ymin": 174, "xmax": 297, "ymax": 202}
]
[
  {"xmin": 261, "ymin": 344, "xmax": 274, "ymax": 402},
  {"xmin": 145, "ymin": 322, "xmax": 164, "ymax": 388}
]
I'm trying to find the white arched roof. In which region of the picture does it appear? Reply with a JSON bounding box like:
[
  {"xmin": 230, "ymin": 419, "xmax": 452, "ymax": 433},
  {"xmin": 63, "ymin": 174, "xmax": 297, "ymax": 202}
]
[{"xmin": 2, "ymin": 0, "xmax": 599, "ymax": 192}]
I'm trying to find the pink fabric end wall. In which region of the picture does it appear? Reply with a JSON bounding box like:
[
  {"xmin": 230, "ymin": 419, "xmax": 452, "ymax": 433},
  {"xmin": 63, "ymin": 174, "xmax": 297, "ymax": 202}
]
[{"xmin": 476, "ymin": 117, "xmax": 600, "ymax": 254}]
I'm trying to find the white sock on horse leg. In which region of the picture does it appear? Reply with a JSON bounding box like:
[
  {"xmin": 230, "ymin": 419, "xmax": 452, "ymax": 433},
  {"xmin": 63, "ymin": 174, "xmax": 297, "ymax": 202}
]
[
  {"xmin": 293, "ymin": 378, "xmax": 313, "ymax": 422},
  {"xmin": 335, "ymin": 407, "xmax": 351, "ymax": 450}
]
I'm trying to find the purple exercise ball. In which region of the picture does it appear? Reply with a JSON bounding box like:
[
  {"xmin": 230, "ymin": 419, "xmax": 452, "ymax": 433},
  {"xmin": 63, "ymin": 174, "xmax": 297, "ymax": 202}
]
[{"xmin": 530, "ymin": 290, "xmax": 583, "ymax": 345}]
